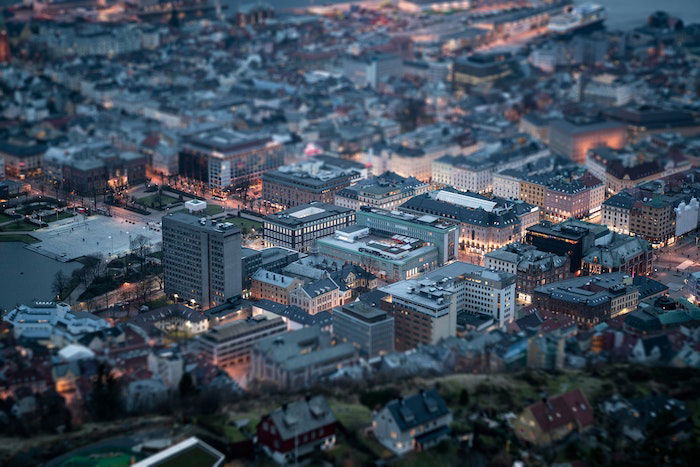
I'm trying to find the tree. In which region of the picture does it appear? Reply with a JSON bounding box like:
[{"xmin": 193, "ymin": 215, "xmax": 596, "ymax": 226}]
[
  {"xmin": 89, "ymin": 253, "xmax": 106, "ymax": 278},
  {"xmin": 77, "ymin": 263, "xmax": 94, "ymax": 288},
  {"xmin": 396, "ymin": 97, "xmax": 431, "ymax": 132},
  {"xmin": 52, "ymin": 270, "xmax": 69, "ymax": 300},
  {"xmin": 38, "ymin": 389, "xmax": 72, "ymax": 434},
  {"xmin": 178, "ymin": 372, "xmax": 197, "ymax": 400},
  {"xmin": 133, "ymin": 276, "xmax": 153, "ymax": 309},
  {"xmin": 130, "ymin": 234, "xmax": 150, "ymax": 279},
  {"xmin": 169, "ymin": 8, "xmax": 180, "ymax": 28},
  {"xmin": 89, "ymin": 364, "xmax": 122, "ymax": 421},
  {"xmin": 459, "ymin": 388, "xmax": 470, "ymax": 406}
]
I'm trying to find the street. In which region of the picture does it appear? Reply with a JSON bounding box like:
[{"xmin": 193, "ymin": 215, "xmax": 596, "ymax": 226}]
[{"xmin": 650, "ymin": 234, "xmax": 700, "ymax": 299}]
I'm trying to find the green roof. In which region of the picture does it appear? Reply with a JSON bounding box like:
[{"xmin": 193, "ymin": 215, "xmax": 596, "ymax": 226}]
[
  {"xmin": 155, "ymin": 446, "xmax": 220, "ymax": 467},
  {"xmin": 658, "ymin": 310, "xmax": 691, "ymax": 326}
]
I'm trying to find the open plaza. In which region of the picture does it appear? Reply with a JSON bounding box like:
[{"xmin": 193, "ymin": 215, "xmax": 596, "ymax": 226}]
[{"xmin": 26, "ymin": 214, "xmax": 162, "ymax": 261}]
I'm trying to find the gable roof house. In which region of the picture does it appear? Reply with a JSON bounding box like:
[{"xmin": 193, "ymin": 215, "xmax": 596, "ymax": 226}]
[
  {"xmin": 631, "ymin": 334, "xmax": 676, "ymax": 364},
  {"xmin": 513, "ymin": 388, "xmax": 594, "ymax": 446},
  {"xmin": 289, "ymin": 278, "xmax": 345, "ymax": 315},
  {"xmin": 256, "ymin": 395, "xmax": 338, "ymax": 465},
  {"xmin": 372, "ymin": 389, "xmax": 452, "ymax": 456}
]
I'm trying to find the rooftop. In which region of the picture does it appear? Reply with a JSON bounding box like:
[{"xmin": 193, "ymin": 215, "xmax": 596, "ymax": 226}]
[
  {"xmin": 184, "ymin": 128, "xmax": 273, "ymax": 156},
  {"xmin": 265, "ymin": 396, "xmax": 336, "ymax": 442},
  {"xmin": 534, "ymin": 273, "xmax": 637, "ymax": 306},
  {"xmin": 163, "ymin": 212, "xmax": 241, "ymax": 235},
  {"xmin": 384, "ymin": 389, "xmax": 450, "ymax": 431},
  {"xmin": 265, "ymin": 202, "xmax": 354, "ymax": 227},
  {"xmin": 252, "ymin": 269, "xmax": 298, "ymax": 288},
  {"xmin": 338, "ymin": 301, "xmax": 390, "ymax": 324},
  {"xmin": 265, "ymin": 158, "xmax": 360, "ymax": 185},
  {"xmin": 254, "ymin": 326, "xmax": 356, "ymax": 372},
  {"xmin": 319, "ymin": 228, "xmax": 437, "ymax": 264},
  {"xmin": 199, "ymin": 316, "xmax": 285, "ymax": 344},
  {"xmin": 359, "ymin": 206, "xmax": 457, "ymax": 231}
]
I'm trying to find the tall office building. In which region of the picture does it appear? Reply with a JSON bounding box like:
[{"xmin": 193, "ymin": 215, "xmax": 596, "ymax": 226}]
[
  {"xmin": 333, "ymin": 301, "xmax": 395, "ymax": 358},
  {"xmin": 380, "ymin": 261, "xmax": 517, "ymax": 350},
  {"xmin": 379, "ymin": 276, "xmax": 458, "ymax": 351},
  {"xmin": 179, "ymin": 128, "xmax": 284, "ymax": 190},
  {"xmin": 263, "ymin": 202, "xmax": 356, "ymax": 253},
  {"xmin": 163, "ymin": 212, "xmax": 242, "ymax": 309}
]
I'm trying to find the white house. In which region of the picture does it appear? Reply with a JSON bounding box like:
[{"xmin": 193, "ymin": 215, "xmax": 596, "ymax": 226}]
[{"xmin": 372, "ymin": 389, "xmax": 452, "ymax": 456}]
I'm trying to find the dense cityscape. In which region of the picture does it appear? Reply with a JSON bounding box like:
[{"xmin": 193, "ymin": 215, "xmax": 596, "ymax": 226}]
[{"xmin": 0, "ymin": 0, "xmax": 700, "ymax": 465}]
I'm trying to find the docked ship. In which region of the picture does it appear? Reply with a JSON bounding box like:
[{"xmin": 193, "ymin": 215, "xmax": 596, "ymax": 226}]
[{"xmin": 548, "ymin": 3, "xmax": 606, "ymax": 36}]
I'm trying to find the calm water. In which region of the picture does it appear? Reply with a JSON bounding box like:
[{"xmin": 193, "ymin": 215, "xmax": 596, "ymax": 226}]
[
  {"xmin": 1, "ymin": 0, "xmax": 697, "ymax": 28},
  {"xmin": 270, "ymin": 0, "xmax": 700, "ymax": 29},
  {"xmin": 0, "ymin": 242, "xmax": 80, "ymax": 311}
]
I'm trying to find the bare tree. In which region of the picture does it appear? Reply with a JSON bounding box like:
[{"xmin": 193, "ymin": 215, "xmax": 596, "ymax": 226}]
[
  {"xmin": 155, "ymin": 273, "xmax": 164, "ymax": 291},
  {"xmin": 89, "ymin": 253, "xmax": 106, "ymax": 278},
  {"xmin": 130, "ymin": 234, "xmax": 151, "ymax": 278},
  {"xmin": 133, "ymin": 277, "xmax": 153, "ymax": 309},
  {"xmin": 77, "ymin": 266, "xmax": 93, "ymax": 288},
  {"xmin": 52, "ymin": 271, "xmax": 69, "ymax": 300}
]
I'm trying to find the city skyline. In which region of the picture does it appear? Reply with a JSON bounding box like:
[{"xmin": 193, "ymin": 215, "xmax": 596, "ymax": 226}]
[{"xmin": 0, "ymin": 0, "xmax": 699, "ymax": 465}]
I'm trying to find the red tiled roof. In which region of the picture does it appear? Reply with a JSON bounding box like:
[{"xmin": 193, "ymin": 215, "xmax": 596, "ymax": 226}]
[
  {"xmin": 538, "ymin": 309, "xmax": 577, "ymax": 334},
  {"xmin": 528, "ymin": 389, "xmax": 594, "ymax": 434},
  {"xmin": 141, "ymin": 133, "xmax": 160, "ymax": 148}
]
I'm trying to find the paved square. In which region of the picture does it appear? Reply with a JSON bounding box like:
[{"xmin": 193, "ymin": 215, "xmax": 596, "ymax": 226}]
[{"xmin": 27, "ymin": 215, "xmax": 161, "ymax": 261}]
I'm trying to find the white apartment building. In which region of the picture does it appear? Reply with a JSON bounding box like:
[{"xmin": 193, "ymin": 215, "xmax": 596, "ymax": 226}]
[
  {"xmin": 425, "ymin": 262, "xmax": 516, "ymax": 328},
  {"xmin": 492, "ymin": 170, "xmax": 522, "ymax": 200},
  {"xmin": 432, "ymin": 139, "xmax": 549, "ymax": 194},
  {"xmin": 380, "ymin": 262, "xmax": 516, "ymax": 350},
  {"xmin": 3, "ymin": 302, "xmax": 110, "ymax": 342}
]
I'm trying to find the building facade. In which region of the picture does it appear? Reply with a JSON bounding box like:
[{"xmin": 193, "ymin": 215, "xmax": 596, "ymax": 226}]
[
  {"xmin": 357, "ymin": 206, "xmax": 459, "ymax": 266},
  {"xmin": 485, "ymin": 243, "xmax": 569, "ymax": 304},
  {"xmin": 162, "ymin": 213, "xmax": 242, "ymax": 309},
  {"xmin": 581, "ymin": 234, "xmax": 653, "ymax": 277},
  {"xmin": 263, "ymin": 157, "xmax": 365, "ymax": 209},
  {"xmin": 333, "ymin": 301, "xmax": 395, "ymax": 358},
  {"xmin": 198, "ymin": 316, "xmax": 287, "ymax": 371},
  {"xmin": 289, "ymin": 278, "xmax": 344, "ymax": 315},
  {"xmin": 316, "ymin": 226, "xmax": 440, "ymax": 283},
  {"xmin": 179, "ymin": 128, "xmax": 284, "ymax": 191},
  {"xmin": 379, "ymin": 279, "xmax": 457, "ymax": 351},
  {"xmin": 334, "ymin": 172, "xmax": 428, "ymax": 211},
  {"xmin": 250, "ymin": 269, "xmax": 302, "ymax": 305},
  {"xmin": 533, "ymin": 273, "xmax": 640, "ymax": 328},
  {"xmin": 249, "ymin": 326, "xmax": 357, "ymax": 389},
  {"xmin": 548, "ymin": 117, "xmax": 626, "ymax": 164},
  {"xmin": 373, "ymin": 389, "xmax": 452, "ymax": 456},
  {"xmin": 0, "ymin": 138, "xmax": 46, "ymax": 179},
  {"xmin": 263, "ymin": 202, "xmax": 356, "ymax": 253},
  {"xmin": 399, "ymin": 189, "xmax": 539, "ymax": 264},
  {"xmin": 257, "ymin": 396, "xmax": 337, "ymax": 464}
]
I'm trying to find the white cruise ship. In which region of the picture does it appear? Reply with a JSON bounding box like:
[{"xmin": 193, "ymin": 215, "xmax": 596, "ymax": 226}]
[{"xmin": 548, "ymin": 3, "xmax": 606, "ymax": 36}]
